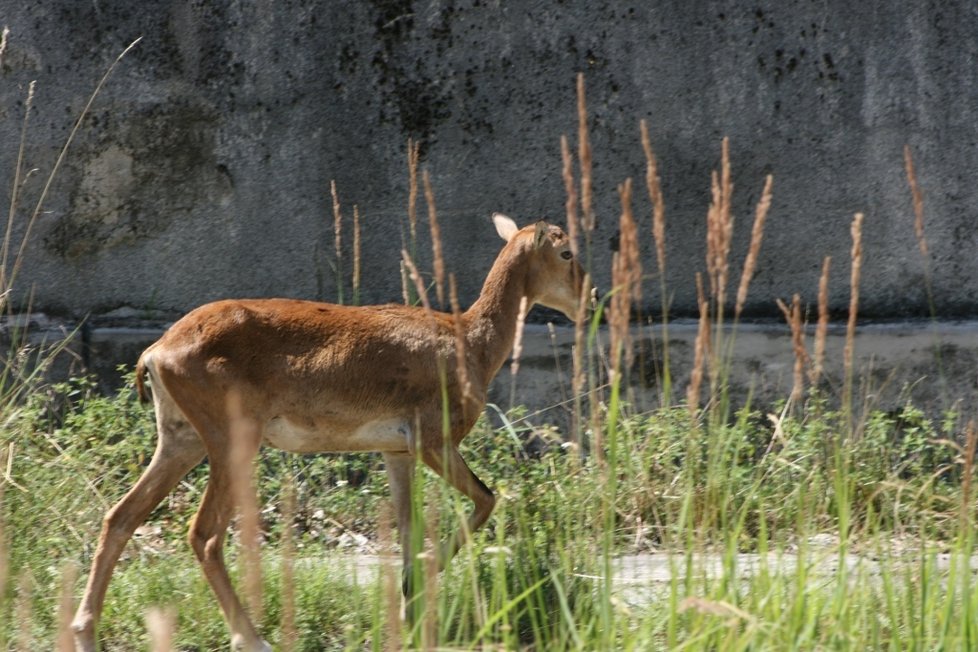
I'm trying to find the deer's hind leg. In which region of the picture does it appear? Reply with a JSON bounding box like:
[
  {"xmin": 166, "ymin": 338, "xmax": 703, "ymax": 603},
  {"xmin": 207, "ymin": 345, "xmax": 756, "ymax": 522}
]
[
  {"xmin": 73, "ymin": 388, "xmax": 206, "ymax": 651},
  {"xmin": 182, "ymin": 396, "xmax": 270, "ymax": 652}
]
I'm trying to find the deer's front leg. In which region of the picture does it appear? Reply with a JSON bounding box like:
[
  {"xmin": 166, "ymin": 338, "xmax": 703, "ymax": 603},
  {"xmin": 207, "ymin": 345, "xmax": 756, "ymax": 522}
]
[
  {"xmin": 383, "ymin": 452, "xmax": 417, "ymax": 596},
  {"xmin": 421, "ymin": 446, "xmax": 496, "ymax": 569}
]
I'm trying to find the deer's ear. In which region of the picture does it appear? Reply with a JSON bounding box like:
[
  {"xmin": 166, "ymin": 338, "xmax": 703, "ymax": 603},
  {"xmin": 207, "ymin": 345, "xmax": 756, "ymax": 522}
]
[
  {"xmin": 533, "ymin": 221, "xmax": 548, "ymax": 249},
  {"xmin": 493, "ymin": 213, "xmax": 519, "ymax": 242}
]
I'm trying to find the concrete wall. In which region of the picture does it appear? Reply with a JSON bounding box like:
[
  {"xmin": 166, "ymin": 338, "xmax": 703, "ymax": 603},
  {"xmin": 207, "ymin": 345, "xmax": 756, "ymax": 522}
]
[{"xmin": 2, "ymin": 1, "xmax": 976, "ymax": 320}]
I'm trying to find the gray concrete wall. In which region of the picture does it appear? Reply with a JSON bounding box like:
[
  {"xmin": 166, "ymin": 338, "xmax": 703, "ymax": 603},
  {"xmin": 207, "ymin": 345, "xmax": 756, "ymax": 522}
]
[{"xmin": 2, "ymin": 1, "xmax": 976, "ymax": 320}]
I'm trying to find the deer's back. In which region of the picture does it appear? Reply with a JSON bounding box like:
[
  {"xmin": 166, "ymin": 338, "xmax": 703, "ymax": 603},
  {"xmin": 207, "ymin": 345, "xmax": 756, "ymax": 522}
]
[{"xmin": 145, "ymin": 298, "xmax": 456, "ymax": 418}]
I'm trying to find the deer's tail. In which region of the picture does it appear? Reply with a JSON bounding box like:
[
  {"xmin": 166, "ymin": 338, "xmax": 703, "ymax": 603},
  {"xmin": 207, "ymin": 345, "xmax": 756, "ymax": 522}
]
[{"xmin": 135, "ymin": 355, "xmax": 151, "ymax": 404}]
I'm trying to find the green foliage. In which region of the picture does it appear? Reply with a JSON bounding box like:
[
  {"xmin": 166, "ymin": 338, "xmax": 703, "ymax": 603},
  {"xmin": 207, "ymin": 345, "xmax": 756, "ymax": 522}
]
[{"xmin": 2, "ymin": 369, "xmax": 978, "ymax": 649}]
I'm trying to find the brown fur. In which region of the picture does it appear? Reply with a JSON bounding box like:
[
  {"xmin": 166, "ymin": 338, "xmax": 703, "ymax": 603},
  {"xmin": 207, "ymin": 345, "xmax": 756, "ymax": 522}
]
[{"xmin": 73, "ymin": 217, "xmax": 586, "ymax": 652}]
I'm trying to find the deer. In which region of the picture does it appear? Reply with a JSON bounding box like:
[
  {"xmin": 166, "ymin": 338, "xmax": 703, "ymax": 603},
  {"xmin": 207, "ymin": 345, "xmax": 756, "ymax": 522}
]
[{"xmin": 72, "ymin": 213, "xmax": 588, "ymax": 652}]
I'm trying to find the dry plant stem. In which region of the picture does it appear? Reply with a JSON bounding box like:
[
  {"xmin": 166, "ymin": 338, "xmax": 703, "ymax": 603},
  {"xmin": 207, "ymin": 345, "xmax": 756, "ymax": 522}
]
[
  {"xmin": 57, "ymin": 563, "xmax": 78, "ymax": 652},
  {"xmin": 0, "ymin": 488, "xmax": 7, "ymax": 617},
  {"xmin": 776, "ymin": 294, "xmax": 807, "ymax": 404},
  {"xmin": 422, "ymin": 169, "xmax": 445, "ymax": 308},
  {"xmin": 704, "ymin": 138, "xmax": 733, "ymax": 399},
  {"xmin": 610, "ymin": 178, "xmax": 639, "ymax": 372},
  {"xmin": 639, "ymin": 119, "xmax": 666, "ymax": 277},
  {"xmin": 330, "ymin": 180, "xmax": 344, "ymax": 304},
  {"xmin": 422, "ymin": 500, "xmax": 440, "ymax": 652},
  {"xmin": 577, "ymin": 73, "xmax": 594, "ymax": 234},
  {"xmin": 687, "ymin": 273, "xmax": 710, "ymax": 419},
  {"xmin": 640, "ymin": 119, "xmax": 673, "ymax": 404},
  {"xmin": 904, "ymin": 145, "xmax": 929, "ymax": 259},
  {"xmin": 843, "ymin": 213, "xmax": 864, "ymax": 429},
  {"xmin": 1, "ymin": 81, "xmax": 35, "ymax": 293},
  {"xmin": 510, "ymin": 295, "xmax": 530, "ymax": 376},
  {"xmin": 0, "ymin": 26, "xmax": 9, "ymax": 68},
  {"xmin": 407, "ymin": 138, "xmax": 420, "ymax": 248},
  {"xmin": 7, "ymin": 37, "xmax": 141, "ymax": 293},
  {"xmin": 561, "ymin": 134, "xmax": 580, "ymax": 257},
  {"xmin": 146, "ymin": 607, "xmax": 176, "ymax": 652},
  {"xmin": 352, "ymin": 205, "xmax": 362, "ymax": 305},
  {"xmin": 400, "ymin": 260, "xmax": 410, "ymax": 305},
  {"xmin": 401, "ymin": 251, "xmax": 444, "ymax": 380},
  {"xmin": 562, "ymin": 131, "xmax": 587, "ymax": 449},
  {"xmin": 961, "ymin": 421, "xmax": 977, "ymax": 531},
  {"xmin": 571, "ymin": 273, "xmax": 591, "ymax": 452},
  {"xmin": 226, "ymin": 392, "xmax": 263, "ymax": 626},
  {"xmin": 735, "ymin": 174, "xmax": 773, "ymax": 318},
  {"xmin": 706, "ymin": 138, "xmax": 734, "ymax": 312},
  {"xmin": 811, "ymin": 256, "xmax": 832, "ymax": 386},
  {"xmin": 401, "ymin": 251, "xmax": 434, "ymax": 318},
  {"xmin": 509, "ymin": 295, "xmax": 529, "ymax": 406},
  {"xmin": 449, "ymin": 274, "xmax": 473, "ymax": 404},
  {"xmin": 378, "ymin": 503, "xmax": 401, "ymax": 652},
  {"xmin": 903, "ymin": 145, "xmax": 937, "ymax": 322},
  {"xmin": 279, "ymin": 474, "xmax": 297, "ymax": 652}
]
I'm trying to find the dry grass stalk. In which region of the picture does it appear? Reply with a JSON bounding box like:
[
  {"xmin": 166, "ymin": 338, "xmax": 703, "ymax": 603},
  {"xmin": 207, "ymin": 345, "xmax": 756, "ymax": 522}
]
[
  {"xmin": 561, "ymin": 134, "xmax": 580, "ymax": 257},
  {"xmin": 735, "ymin": 174, "xmax": 773, "ymax": 318},
  {"xmin": 903, "ymin": 145, "xmax": 929, "ymax": 259},
  {"xmin": 352, "ymin": 205, "xmax": 362, "ymax": 304},
  {"xmin": 510, "ymin": 295, "xmax": 529, "ymax": 378},
  {"xmin": 1, "ymin": 80, "xmax": 36, "ymax": 293},
  {"xmin": 422, "ymin": 169, "xmax": 445, "ymax": 308},
  {"xmin": 8, "ymin": 38, "xmax": 139, "ymax": 292},
  {"xmin": 0, "ymin": 26, "xmax": 9, "ymax": 69},
  {"xmin": 449, "ymin": 274, "xmax": 473, "ymax": 404},
  {"xmin": 401, "ymin": 251, "xmax": 441, "ymax": 356},
  {"xmin": 776, "ymin": 294, "xmax": 807, "ymax": 404},
  {"xmin": 279, "ymin": 473, "xmax": 297, "ymax": 652},
  {"xmin": 571, "ymin": 272, "xmax": 591, "ymax": 452},
  {"xmin": 400, "ymin": 260, "xmax": 410, "ymax": 305},
  {"xmin": 843, "ymin": 213, "xmax": 864, "ymax": 403},
  {"xmin": 378, "ymin": 502, "xmax": 401, "ymax": 652},
  {"xmin": 810, "ymin": 256, "xmax": 831, "ymax": 385},
  {"xmin": 401, "ymin": 250, "xmax": 434, "ymax": 317},
  {"xmin": 421, "ymin": 500, "xmax": 440, "ymax": 651},
  {"xmin": 687, "ymin": 273, "xmax": 711, "ymax": 418},
  {"xmin": 577, "ymin": 73, "xmax": 594, "ymax": 232},
  {"xmin": 640, "ymin": 119, "xmax": 666, "ymax": 277},
  {"xmin": 56, "ymin": 562, "xmax": 78, "ymax": 652},
  {"xmin": 706, "ymin": 138, "xmax": 734, "ymax": 311},
  {"xmin": 407, "ymin": 138, "xmax": 420, "ymax": 246},
  {"xmin": 610, "ymin": 178, "xmax": 639, "ymax": 372},
  {"xmin": 15, "ymin": 570, "xmax": 32, "ymax": 651},
  {"xmin": 331, "ymin": 180, "xmax": 343, "ymax": 300},
  {"xmin": 961, "ymin": 421, "xmax": 977, "ymax": 529},
  {"xmin": 572, "ymin": 272, "xmax": 591, "ymax": 399},
  {"xmin": 146, "ymin": 607, "xmax": 176, "ymax": 652},
  {"xmin": 226, "ymin": 391, "xmax": 263, "ymax": 625},
  {"xmin": 0, "ymin": 490, "xmax": 7, "ymax": 620}
]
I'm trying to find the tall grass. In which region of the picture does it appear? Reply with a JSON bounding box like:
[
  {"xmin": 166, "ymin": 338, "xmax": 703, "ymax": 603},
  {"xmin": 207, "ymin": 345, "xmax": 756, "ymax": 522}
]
[{"xmin": 2, "ymin": 67, "xmax": 976, "ymax": 651}]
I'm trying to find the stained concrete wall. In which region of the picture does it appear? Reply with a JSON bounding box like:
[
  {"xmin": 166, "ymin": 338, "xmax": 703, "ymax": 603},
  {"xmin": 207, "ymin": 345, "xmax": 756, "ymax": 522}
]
[{"xmin": 2, "ymin": 1, "xmax": 977, "ymax": 320}]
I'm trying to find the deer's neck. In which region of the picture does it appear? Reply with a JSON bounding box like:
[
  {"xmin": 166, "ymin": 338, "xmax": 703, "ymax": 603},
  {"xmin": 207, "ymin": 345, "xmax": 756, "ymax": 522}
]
[{"xmin": 463, "ymin": 244, "xmax": 532, "ymax": 383}]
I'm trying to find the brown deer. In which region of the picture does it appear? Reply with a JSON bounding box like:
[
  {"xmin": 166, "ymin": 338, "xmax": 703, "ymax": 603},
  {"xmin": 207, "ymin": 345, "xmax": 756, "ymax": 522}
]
[{"xmin": 72, "ymin": 214, "xmax": 588, "ymax": 652}]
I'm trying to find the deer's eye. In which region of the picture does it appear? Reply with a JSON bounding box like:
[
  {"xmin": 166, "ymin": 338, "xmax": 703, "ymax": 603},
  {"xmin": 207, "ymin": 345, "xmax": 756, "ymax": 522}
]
[{"xmin": 560, "ymin": 250, "xmax": 573, "ymax": 261}]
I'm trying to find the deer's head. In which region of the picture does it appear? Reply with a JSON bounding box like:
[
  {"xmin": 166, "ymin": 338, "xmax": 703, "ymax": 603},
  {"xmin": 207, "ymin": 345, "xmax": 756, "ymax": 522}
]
[{"xmin": 493, "ymin": 213, "xmax": 589, "ymax": 322}]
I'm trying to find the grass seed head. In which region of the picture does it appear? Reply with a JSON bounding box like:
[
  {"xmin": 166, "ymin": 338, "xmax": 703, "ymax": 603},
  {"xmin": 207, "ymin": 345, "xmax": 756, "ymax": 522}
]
[
  {"xmin": 577, "ymin": 73, "xmax": 594, "ymax": 232},
  {"xmin": 422, "ymin": 169, "xmax": 445, "ymax": 308},
  {"xmin": 640, "ymin": 119, "xmax": 666, "ymax": 276},
  {"xmin": 735, "ymin": 174, "xmax": 773, "ymax": 318}
]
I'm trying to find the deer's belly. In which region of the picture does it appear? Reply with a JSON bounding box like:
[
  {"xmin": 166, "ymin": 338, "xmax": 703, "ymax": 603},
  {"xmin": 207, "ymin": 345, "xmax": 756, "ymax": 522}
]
[{"xmin": 262, "ymin": 415, "xmax": 412, "ymax": 454}]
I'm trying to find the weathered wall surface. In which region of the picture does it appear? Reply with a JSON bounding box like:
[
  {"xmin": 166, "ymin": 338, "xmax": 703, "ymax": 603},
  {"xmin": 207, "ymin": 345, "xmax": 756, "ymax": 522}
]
[{"xmin": 2, "ymin": 1, "xmax": 976, "ymax": 319}]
